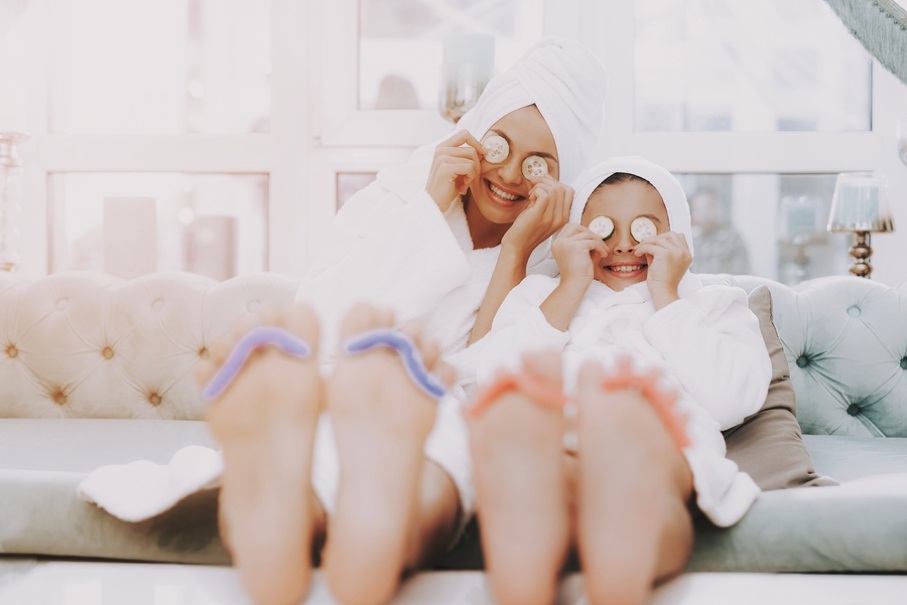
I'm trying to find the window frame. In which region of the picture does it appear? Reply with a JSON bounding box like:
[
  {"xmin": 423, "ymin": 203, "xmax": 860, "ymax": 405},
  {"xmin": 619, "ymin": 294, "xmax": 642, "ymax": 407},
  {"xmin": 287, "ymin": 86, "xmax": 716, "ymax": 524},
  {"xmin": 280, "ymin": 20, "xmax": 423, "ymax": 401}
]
[{"xmin": 14, "ymin": 0, "xmax": 907, "ymax": 285}]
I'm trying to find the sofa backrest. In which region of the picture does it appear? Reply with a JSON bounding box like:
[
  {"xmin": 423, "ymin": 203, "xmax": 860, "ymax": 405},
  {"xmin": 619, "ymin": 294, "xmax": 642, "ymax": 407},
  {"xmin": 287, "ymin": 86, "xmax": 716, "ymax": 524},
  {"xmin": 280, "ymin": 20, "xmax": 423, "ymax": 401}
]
[
  {"xmin": 700, "ymin": 274, "xmax": 907, "ymax": 437},
  {"xmin": 3, "ymin": 271, "xmax": 906, "ymax": 436},
  {"xmin": 0, "ymin": 272, "xmax": 297, "ymax": 420}
]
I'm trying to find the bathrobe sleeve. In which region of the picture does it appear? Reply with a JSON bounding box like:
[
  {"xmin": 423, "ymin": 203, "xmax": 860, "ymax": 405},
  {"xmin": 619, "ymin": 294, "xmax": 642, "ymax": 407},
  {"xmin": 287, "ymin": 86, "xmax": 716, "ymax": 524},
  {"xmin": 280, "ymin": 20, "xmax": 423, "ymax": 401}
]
[
  {"xmin": 296, "ymin": 180, "xmax": 471, "ymax": 328},
  {"xmin": 642, "ymin": 285, "xmax": 771, "ymax": 431},
  {"xmin": 475, "ymin": 274, "xmax": 571, "ymax": 386}
]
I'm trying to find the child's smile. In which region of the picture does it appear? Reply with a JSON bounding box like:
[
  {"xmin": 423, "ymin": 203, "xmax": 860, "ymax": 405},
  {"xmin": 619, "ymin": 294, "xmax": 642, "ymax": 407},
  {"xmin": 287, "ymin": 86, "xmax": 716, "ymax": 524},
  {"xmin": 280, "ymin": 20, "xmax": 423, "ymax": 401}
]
[{"xmin": 582, "ymin": 178, "xmax": 669, "ymax": 292}]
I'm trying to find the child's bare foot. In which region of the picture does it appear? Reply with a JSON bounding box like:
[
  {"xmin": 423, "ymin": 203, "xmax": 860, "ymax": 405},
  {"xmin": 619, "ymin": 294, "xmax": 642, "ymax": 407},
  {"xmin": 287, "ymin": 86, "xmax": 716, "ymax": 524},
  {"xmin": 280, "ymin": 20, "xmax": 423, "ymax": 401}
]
[
  {"xmin": 467, "ymin": 351, "xmax": 570, "ymax": 605},
  {"xmin": 323, "ymin": 303, "xmax": 454, "ymax": 605},
  {"xmin": 575, "ymin": 360, "xmax": 693, "ymax": 605},
  {"xmin": 197, "ymin": 305, "xmax": 324, "ymax": 605}
]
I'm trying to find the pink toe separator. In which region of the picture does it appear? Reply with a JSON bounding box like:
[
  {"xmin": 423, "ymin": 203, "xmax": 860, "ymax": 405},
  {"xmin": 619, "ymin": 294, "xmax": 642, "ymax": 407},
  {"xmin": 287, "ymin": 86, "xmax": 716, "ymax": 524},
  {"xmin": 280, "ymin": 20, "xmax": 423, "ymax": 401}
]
[
  {"xmin": 468, "ymin": 371, "xmax": 568, "ymax": 419},
  {"xmin": 601, "ymin": 357, "xmax": 690, "ymax": 450}
]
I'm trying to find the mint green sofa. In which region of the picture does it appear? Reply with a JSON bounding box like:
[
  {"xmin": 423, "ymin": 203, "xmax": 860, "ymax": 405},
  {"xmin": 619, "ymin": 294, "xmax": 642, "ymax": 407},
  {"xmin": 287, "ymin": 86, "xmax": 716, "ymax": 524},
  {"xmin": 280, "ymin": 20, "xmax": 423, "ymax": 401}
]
[{"xmin": 0, "ymin": 272, "xmax": 905, "ymax": 572}]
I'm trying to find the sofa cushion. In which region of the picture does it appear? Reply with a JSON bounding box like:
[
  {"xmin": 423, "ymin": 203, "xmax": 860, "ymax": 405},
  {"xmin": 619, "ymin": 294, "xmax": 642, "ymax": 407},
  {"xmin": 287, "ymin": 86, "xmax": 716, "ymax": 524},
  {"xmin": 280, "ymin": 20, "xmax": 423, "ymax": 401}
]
[
  {"xmin": 722, "ymin": 286, "xmax": 835, "ymax": 490},
  {"xmin": 687, "ymin": 435, "xmax": 907, "ymax": 572},
  {"xmin": 0, "ymin": 419, "xmax": 228, "ymax": 564}
]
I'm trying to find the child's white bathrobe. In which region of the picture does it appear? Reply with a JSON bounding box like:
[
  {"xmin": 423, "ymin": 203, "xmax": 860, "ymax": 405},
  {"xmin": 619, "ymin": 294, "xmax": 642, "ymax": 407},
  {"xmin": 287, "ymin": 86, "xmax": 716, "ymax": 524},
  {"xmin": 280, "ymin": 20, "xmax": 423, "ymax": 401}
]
[
  {"xmin": 76, "ymin": 38, "xmax": 608, "ymax": 528},
  {"xmin": 477, "ymin": 157, "xmax": 772, "ymax": 526}
]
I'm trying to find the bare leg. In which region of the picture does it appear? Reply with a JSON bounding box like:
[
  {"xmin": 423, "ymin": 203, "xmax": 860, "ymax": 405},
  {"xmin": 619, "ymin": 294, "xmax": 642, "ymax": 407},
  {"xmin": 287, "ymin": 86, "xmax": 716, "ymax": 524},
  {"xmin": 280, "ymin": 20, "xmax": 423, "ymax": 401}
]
[
  {"xmin": 468, "ymin": 351, "xmax": 570, "ymax": 605},
  {"xmin": 323, "ymin": 303, "xmax": 455, "ymax": 605},
  {"xmin": 196, "ymin": 305, "xmax": 325, "ymax": 605},
  {"xmin": 575, "ymin": 360, "xmax": 694, "ymax": 605}
]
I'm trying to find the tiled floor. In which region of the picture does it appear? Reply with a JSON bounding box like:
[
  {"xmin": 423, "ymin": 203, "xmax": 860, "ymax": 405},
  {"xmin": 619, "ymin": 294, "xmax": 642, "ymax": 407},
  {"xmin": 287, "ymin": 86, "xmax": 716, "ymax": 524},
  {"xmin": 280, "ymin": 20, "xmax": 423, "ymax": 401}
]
[{"xmin": 0, "ymin": 560, "xmax": 905, "ymax": 605}]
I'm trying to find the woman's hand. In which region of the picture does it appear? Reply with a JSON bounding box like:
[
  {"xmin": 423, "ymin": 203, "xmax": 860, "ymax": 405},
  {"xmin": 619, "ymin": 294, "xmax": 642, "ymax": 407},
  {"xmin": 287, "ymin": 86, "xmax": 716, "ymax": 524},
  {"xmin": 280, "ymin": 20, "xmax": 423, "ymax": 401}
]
[
  {"xmin": 634, "ymin": 231, "xmax": 692, "ymax": 309},
  {"xmin": 502, "ymin": 175, "xmax": 573, "ymax": 262},
  {"xmin": 552, "ymin": 223, "xmax": 608, "ymax": 290},
  {"xmin": 425, "ymin": 130, "xmax": 485, "ymax": 212}
]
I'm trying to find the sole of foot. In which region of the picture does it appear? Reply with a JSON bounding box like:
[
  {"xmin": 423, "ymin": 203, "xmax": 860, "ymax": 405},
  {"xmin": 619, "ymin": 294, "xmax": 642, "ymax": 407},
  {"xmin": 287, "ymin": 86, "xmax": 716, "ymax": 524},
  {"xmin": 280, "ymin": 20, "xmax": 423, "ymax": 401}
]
[
  {"xmin": 322, "ymin": 303, "xmax": 453, "ymax": 605},
  {"xmin": 468, "ymin": 350, "xmax": 570, "ymax": 605},
  {"xmin": 197, "ymin": 304, "xmax": 323, "ymax": 605}
]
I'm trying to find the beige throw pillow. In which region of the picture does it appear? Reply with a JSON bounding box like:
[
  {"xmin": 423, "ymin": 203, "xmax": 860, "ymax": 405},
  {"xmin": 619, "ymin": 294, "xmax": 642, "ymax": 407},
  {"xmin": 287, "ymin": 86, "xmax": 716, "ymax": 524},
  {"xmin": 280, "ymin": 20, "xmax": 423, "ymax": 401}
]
[{"xmin": 722, "ymin": 285, "xmax": 836, "ymax": 489}]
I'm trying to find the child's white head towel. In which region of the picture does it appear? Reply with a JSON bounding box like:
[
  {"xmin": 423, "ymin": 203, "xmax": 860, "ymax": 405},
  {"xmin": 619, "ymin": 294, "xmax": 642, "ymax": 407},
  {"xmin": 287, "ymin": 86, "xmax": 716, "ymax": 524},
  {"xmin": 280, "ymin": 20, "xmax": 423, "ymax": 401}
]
[{"xmin": 569, "ymin": 155, "xmax": 695, "ymax": 257}]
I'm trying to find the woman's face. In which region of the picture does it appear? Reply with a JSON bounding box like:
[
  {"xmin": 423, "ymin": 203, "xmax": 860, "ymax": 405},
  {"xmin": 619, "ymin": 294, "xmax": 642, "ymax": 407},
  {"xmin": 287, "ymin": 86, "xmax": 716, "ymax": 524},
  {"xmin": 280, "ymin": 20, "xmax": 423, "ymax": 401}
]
[
  {"xmin": 581, "ymin": 178, "xmax": 669, "ymax": 292},
  {"xmin": 469, "ymin": 105, "xmax": 559, "ymax": 226}
]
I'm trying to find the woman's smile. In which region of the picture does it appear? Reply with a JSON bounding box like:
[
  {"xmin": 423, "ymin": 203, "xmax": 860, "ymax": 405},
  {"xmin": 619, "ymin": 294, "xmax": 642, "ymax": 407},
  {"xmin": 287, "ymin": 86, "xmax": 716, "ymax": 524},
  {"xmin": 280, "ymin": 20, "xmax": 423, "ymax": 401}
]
[{"xmin": 484, "ymin": 179, "xmax": 524, "ymax": 207}]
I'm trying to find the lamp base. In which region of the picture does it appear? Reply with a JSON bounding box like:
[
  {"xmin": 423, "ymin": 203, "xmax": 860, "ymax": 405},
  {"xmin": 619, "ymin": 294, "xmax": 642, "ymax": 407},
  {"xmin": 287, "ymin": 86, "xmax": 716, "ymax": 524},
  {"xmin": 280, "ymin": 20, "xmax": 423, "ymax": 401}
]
[{"xmin": 848, "ymin": 231, "xmax": 873, "ymax": 278}]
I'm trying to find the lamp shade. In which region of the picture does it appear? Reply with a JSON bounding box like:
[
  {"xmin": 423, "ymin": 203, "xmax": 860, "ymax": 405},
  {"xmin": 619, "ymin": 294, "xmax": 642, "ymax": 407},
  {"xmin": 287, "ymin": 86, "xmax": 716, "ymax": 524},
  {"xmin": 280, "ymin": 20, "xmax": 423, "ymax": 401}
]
[{"xmin": 827, "ymin": 172, "xmax": 895, "ymax": 233}]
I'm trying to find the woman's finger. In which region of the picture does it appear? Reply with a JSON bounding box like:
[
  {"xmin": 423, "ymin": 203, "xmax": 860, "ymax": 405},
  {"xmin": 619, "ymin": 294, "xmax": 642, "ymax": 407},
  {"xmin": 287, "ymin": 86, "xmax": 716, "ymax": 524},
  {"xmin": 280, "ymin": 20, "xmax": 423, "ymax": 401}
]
[{"xmin": 437, "ymin": 129, "xmax": 486, "ymax": 155}]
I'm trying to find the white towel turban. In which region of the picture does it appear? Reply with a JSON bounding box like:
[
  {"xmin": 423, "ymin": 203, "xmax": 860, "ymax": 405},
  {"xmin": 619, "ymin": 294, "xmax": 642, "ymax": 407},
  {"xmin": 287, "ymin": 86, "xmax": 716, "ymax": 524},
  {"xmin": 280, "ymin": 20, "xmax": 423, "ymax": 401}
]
[
  {"xmin": 570, "ymin": 156, "xmax": 695, "ymax": 257},
  {"xmin": 457, "ymin": 37, "xmax": 608, "ymax": 186}
]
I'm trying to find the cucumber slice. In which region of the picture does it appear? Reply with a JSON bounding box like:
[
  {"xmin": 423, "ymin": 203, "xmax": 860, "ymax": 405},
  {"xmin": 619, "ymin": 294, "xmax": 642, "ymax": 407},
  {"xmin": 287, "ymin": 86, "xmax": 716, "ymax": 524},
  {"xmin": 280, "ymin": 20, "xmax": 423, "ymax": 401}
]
[
  {"xmin": 522, "ymin": 155, "xmax": 548, "ymax": 179},
  {"xmin": 630, "ymin": 216, "xmax": 657, "ymax": 242},
  {"xmin": 588, "ymin": 215, "xmax": 615, "ymax": 240},
  {"xmin": 481, "ymin": 134, "xmax": 509, "ymax": 164}
]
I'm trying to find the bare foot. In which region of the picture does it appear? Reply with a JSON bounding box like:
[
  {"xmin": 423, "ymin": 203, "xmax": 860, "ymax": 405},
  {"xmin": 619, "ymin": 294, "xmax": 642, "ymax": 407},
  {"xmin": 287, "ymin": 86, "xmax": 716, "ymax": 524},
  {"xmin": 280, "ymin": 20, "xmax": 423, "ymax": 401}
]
[
  {"xmin": 467, "ymin": 350, "xmax": 570, "ymax": 605},
  {"xmin": 575, "ymin": 360, "xmax": 693, "ymax": 605},
  {"xmin": 197, "ymin": 304, "xmax": 324, "ymax": 605},
  {"xmin": 322, "ymin": 303, "xmax": 454, "ymax": 605}
]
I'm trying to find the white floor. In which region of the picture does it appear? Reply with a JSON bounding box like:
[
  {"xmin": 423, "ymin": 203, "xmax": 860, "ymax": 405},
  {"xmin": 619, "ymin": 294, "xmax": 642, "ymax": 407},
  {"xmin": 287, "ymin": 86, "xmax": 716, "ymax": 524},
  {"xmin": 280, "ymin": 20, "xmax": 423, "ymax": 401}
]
[{"xmin": 0, "ymin": 560, "xmax": 905, "ymax": 605}]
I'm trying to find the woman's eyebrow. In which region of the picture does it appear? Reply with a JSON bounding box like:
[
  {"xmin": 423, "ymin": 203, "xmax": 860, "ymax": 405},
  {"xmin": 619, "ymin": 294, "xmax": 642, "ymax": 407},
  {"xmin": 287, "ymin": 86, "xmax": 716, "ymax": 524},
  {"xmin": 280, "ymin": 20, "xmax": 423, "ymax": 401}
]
[
  {"xmin": 489, "ymin": 129, "xmax": 559, "ymax": 164},
  {"xmin": 637, "ymin": 213, "xmax": 664, "ymax": 223}
]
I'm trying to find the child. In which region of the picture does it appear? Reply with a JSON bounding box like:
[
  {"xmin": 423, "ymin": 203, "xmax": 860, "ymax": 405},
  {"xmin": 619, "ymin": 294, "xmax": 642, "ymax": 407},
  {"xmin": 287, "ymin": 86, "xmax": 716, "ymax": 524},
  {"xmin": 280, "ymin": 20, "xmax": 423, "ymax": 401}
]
[{"xmin": 469, "ymin": 156, "xmax": 772, "ymax": 605}]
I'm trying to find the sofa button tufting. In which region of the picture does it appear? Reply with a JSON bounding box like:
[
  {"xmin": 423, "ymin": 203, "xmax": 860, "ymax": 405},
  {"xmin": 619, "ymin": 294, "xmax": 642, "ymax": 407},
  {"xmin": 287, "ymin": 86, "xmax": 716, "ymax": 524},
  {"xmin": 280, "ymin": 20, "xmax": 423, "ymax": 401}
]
[
  {"xmin": 247, "ymin": 300, "xmax": 260, "ymax": 313},
  {"xmin": 56, "ymin": 298, "xmax": 68, "ymax": 310},
  {"xmin": 52, "ymin": 391, "xmax": 67, "ymax": 405},
  {"xmin": 102, "ymin": 346, "xmax": 114, "ymax": 360},
  {"xmin": 847, "ymin": 306, "xmax": 861, "ymax": 317},
  {"xmin": 152, "ymin": 299, "xmax": 165, "ymax": 312},
  {"xmin": 902, "ymin": 357, "xmax": 907, "ymax": 370},
  {"xmin": 148, "ymin": 393, "xmax": 162, "ymax": 406},
  {"xmin": 796, "ymin": 355, "xmax": 810, "ymax": 368},
  {"xmin": 847, "ymin": 403, "xmax": 861, "ymax": 416},
  {"xmin": 198, "ymin": 346, "xmax": 209, "ymax": 359},
  {"xmin": 5, "ymin": 344, "xmax": 17, "ymax": 358}
]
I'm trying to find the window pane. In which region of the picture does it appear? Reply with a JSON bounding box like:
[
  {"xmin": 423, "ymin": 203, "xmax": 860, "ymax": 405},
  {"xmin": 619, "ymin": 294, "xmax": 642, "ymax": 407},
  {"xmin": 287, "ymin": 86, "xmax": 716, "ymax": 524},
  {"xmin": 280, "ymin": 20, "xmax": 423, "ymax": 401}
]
[
  {"xmin": 51, "ymin": 0, "xmax": 270, "ymax": 134},
  {"xmin": 49, "ymin": 173, "xmax": 267, "ymax": 280},
  {"xmin": 636, "ymin": 0, "xmax": 872, "ymax": 132},
  {"xmin": 678, "ymin": 173, "xmax": 851, "ymax": 284},
  {"xmin": 358, "ymin": 0, "xmax": 544, "ymax": 110},
  {"xmin": 336, "ymin": 173, "xmax": 377, "ymax": 209}
]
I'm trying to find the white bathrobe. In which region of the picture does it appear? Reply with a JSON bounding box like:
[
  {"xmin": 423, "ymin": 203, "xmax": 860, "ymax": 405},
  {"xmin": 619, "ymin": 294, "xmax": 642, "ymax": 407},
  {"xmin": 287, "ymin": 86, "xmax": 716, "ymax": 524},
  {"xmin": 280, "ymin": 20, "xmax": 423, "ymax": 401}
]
[
  {"xmin": 476, "ymin": 157, "xmax": 772, "ymax": 527},
  {"xmin": 296, "ymin": 37, "xmax": 609, "ymax": 521}
]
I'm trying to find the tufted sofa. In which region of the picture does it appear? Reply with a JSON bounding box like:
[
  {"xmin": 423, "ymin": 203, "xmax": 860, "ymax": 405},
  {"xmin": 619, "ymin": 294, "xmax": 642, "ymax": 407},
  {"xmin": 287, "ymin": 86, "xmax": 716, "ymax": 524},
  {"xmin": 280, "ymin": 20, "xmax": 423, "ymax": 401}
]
[{"xmin": 0, "ymin": 271, "xmax": 906, "ymax": 572}]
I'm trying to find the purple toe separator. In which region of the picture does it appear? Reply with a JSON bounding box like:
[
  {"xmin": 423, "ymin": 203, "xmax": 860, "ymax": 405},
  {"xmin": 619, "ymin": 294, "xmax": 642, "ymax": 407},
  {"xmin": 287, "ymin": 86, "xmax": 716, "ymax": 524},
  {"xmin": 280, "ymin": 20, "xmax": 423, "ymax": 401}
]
[
  {"xmin": 342, "ymin": 328, "xmax": 447, "ymax": 400},
  {"xmin": 201, "ymin": 326, "xmax": 311, "ymax": 401}
]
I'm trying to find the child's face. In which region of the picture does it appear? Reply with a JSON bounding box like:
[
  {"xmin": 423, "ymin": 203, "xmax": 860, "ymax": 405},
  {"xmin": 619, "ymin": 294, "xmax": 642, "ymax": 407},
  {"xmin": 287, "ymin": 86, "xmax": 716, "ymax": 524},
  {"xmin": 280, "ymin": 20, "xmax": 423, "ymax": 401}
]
[
  {"xmin": 470, "ymin": 105, "xmax": 559, "ymax": 226},
  {"xmin": 581, "ymin": 178, "xmax": 669, "ymax": 291}
]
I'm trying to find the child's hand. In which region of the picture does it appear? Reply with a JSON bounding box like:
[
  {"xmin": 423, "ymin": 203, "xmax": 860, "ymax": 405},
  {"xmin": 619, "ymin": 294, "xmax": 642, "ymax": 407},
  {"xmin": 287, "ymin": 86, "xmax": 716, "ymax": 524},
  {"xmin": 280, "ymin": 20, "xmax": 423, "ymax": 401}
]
[
  {"xmin": 426, "ymin": 130, "xmax": 485, "ymax": 212},
  {"xmin": 552, "ymin": 223, "xmax": 608, "ymax": 289},
  {"xmin": 502, "ymin": 175, "xmax": 572, "ymax": 262},
  {"xmin": 634, "ymin": 231, "xmax": 692, "ymax": 309}
]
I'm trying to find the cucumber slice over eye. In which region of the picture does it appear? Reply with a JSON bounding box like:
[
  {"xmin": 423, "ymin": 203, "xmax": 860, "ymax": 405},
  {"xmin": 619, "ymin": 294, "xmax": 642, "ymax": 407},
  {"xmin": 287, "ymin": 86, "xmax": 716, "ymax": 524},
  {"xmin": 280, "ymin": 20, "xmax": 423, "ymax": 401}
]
[
  {"xmin": 522, "ymin": 155, "xmax": 548, "ymax": 179},
  {"xmin": 588, "ymin": 215, "xmax": 615, "ymax": 240},
  {"xmin": 481, "ymin": 134, "xmax": 509, "ymax": 164},
  {"xmin": 630, "ymin": 216, "xmax": 657, "ymax": 243}
]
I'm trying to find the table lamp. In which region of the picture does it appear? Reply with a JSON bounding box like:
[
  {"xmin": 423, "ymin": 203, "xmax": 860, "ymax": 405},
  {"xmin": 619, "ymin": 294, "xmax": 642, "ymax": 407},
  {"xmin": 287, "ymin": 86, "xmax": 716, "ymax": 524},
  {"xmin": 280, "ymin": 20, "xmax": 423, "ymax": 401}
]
[
  {"xmin": 827, "ymin": 172, "xmax": 895, "ymax": 278},
  {"xmin": 439, "ymin": 33, "xmax": 495, "ymax": 123}
]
